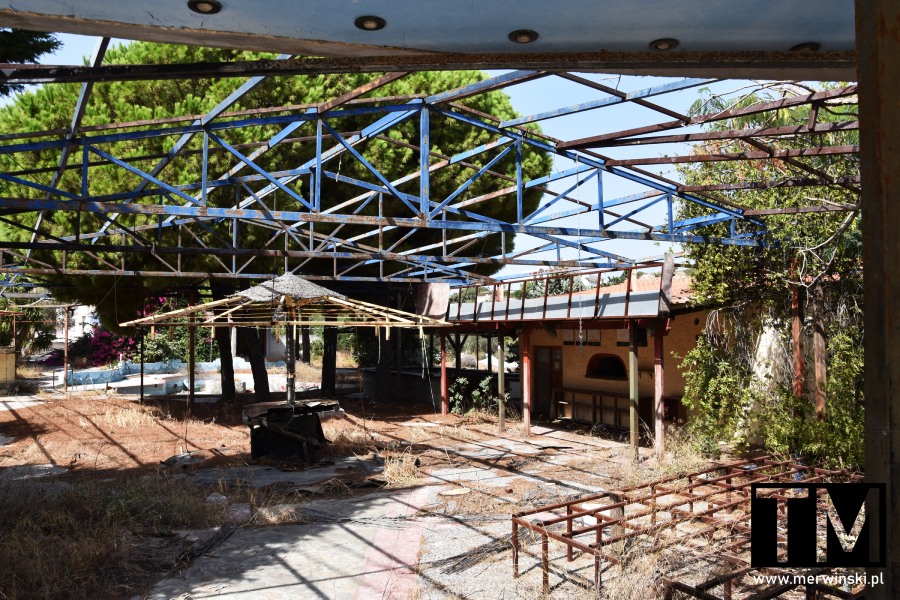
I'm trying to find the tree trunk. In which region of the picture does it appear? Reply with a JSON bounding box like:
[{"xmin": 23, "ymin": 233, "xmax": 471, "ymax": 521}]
[
  {"xmin": 812, "ymin": 283, "xmax": 827, "ymax": 419},
  {"xmin": 790, "ymin": 255, "xmax": 805, "ymax": 400},
  {"xmin": 376, "ymin": 328, "xmax": 393, "ymax": 402},
  {"xmin": 209, "ymin": 281, "xmax": 236, "ymax": 401},
  {"xmin": 321, "ymin": 325, "xmax": 337, "ymax": 397},
  {"xmin": 239, "ymin": 327, "xmax": 270, "ymax": 403},
  {"xmin": 214, "ymin": 326, "xmax": 235, "ymax": 401},
  {"xmin": 300, "ymin": 324, "xmax": 311, "ymax": 364}
]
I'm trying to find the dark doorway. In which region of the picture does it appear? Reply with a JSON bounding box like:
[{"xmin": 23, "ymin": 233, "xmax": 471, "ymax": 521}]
[{"xmin": 534, "ymin": 346, "xmax": 562, "ymax": 416}]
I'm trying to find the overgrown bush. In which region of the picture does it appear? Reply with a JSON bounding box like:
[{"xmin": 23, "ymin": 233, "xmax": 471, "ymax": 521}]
[
  {"xmin": 680, "ymin": 308, "xmax": 865, "ymax": 468},
  {"xmin": 449, "ymin": 376, "xmax": 506, "ymax": 415}
]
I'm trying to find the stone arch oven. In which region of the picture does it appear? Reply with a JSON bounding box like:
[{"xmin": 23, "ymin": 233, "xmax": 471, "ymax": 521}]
[{"xmin": 584, "ymin": 353, "xmax": 627, "ymax": 380}]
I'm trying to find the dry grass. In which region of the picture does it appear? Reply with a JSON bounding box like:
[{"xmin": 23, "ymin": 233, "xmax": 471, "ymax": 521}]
[
  {"xmin": 335, "ymin": 351, "xmax": 357, "ymax": 369},
  {"xmin": 293, "ymin": 361, "xmax": 321, "ymax": 384},
  {"xmin": 0, "ymin": 476, "xmax": 227, "ymax": 600},
  {"xmin": 598, "ymin": 547, "xmax": 672, "ymax": 599},
  {"xmin": 383, "ymin": 450, "xmax": 420, "ymax": 487},
  {"xmin": 320, "ymin": 416, "xmax": 378, "ymax": 456},
  {"xmin": 86, "ymin": 405, "xmax": 161, "ymax": 431}
]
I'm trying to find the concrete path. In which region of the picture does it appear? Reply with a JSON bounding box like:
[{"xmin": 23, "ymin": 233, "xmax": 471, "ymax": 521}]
[
  {"xmin": 150, "ymin": 487, "xmax": 430, "ymax": 600},
  {"xmin": 0, "ymin": 396, "xmax": 43, "ymax": 412}
]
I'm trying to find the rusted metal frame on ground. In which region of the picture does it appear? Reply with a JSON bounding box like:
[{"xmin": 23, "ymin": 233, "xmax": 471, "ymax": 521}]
[
  {"xmin": 512, "ymin": 457, "xmax": 853, "ymax": 598},
  {"xmin": 511, "ymin": 456, "xmax": 860, "ymax": 594}
]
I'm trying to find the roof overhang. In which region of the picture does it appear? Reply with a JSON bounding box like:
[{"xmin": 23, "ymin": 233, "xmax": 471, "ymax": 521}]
[{"xmin": 0, "ymin": 1, "xmax": 857, "ymax": 80}]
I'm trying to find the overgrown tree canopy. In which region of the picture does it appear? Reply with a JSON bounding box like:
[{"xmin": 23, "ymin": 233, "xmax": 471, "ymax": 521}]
[
  {"xmin": 0, "ymin": 29, "xmax": 60, "ymax": 96},
  {"xmin": 0, "ymin": 42, "xmax": 552, "ymax": 329},
  {"xmin": 676, "ymin": 83, "xmax": 862, "ymax": 467}
]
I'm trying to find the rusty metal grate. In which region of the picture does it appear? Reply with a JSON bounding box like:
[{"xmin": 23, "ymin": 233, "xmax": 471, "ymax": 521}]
[{"xmin": 510, "ymin": 455, "xmax": 863, "ymax": 598}]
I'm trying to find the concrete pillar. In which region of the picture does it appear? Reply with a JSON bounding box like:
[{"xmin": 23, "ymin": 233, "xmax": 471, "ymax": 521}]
[
  {"xmin": 629, "ymin": 321, "xmax": 639, "ymax": 462},
  {"xmin": 857, "ymin": 0, "xmax": 900, "ymax": 593},
  {"xmin": 521, "ymin": 327, "xmax": 532, "ymax": 435},
  {"xmin": 654, "ymin": 322, "xmax": 665, "ymax": 460}
]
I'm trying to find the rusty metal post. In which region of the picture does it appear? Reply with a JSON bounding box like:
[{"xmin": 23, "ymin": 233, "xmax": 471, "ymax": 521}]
[
  {"xmin": 857, "ymin": 1, "xmax": 900, "ymax": 595},
  {"xmin": 541, "ymin": 532, "xmax": 549, "ymax": 593},
  {"xmin": 512, "ymin": 520, "xmax": 519, "ymax": 578}
]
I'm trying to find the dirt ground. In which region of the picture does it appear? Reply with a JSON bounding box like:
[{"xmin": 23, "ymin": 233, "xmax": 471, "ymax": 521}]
[{"xmin": 1, "ymin": 381, "xmax": 858, "ymax": 600}]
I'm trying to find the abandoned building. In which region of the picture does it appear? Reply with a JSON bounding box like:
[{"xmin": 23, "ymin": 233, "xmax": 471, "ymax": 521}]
[{"xmin": 0, "ymin": 1, "xmax": 896, "ymax": 599}]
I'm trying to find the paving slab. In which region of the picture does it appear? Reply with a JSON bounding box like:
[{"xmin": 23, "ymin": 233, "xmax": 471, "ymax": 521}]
[
  {"xmin": 187, "ymin": 456, "xmax": 384, "ymax": 489},
  {"xmin": 0, "ymin": 397, "xmax": 43, "ymax": 411},
  {"xmin": 0, "ymin": 463, "xmax": 68, "ymax": 481},
  {"xmin": 150, "ymin": 488, "xmax": 430, "ymax": 600}
]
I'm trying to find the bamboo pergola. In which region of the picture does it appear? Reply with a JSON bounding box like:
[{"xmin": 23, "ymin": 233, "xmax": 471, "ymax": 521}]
[
  {"xmin": 119, "ymin": 273, "xmax": 450, "ymax": 404},
  {"xmin": 119, "ymin": 273, "xmax": 450, "ymax": 330}
]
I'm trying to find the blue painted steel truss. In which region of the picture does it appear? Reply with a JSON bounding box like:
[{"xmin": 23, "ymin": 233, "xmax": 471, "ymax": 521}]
[{"xmin": 0, "ymin": 70, "xmax": 857, "ymax": 287}]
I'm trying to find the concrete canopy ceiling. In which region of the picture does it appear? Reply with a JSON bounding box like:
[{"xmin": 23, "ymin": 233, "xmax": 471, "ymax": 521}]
[{"xmin": 0, "ymin": 1, "xmax": 854, "ymax": 57}]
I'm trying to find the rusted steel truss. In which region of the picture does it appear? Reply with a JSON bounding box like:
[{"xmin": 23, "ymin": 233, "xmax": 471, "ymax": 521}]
[
  {"xmin": 0, "ymin": 66, "xmax": 858, "ymax": 291},
  {"xmin": 511, "ymin": 455, "xmax": 863, "ymax": 597}
]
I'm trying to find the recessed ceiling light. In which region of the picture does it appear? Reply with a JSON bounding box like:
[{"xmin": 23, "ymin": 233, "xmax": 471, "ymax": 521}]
[
  {"xmin": 508, "ymin": 29, "xmax": 539, "ymax": 44},
  {"xmin": 790, "ymin": 42, "xmax": 821, "ymax": 52},
  {"xmin": 187, "ymin": 0, "xmax": 222, "ymax": 14},
  {"xmin": 355, "ymin": 16, "xmax": 387, "ymax": 31},
  {"xmin": 649, "ymin": 38, "xmax": 679, "ymax": 51}
]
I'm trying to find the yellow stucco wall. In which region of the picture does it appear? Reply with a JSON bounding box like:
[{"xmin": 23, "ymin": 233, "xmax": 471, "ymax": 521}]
[
  {"xmin": 0, "ymin": 348, "xmax": 15, "ymax": 384},
  {"xmin": 527, "ymin": 311, "xmax": 706, "ymax": 423}
]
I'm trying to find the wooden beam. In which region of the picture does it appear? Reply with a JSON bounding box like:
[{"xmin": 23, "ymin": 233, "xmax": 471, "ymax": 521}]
[{"xmin": 857, "ymin": 0, "xmax": 897, "ymax": 592}]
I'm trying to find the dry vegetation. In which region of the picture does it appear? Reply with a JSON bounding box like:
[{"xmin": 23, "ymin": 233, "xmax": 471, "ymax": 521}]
[
  {"xmin": 0, "ymin": 385, "xmax": 730, "ymax": 599},
  {"xmin": 0, "ymin": 476, "xmax": 227, "ymax": 600}
]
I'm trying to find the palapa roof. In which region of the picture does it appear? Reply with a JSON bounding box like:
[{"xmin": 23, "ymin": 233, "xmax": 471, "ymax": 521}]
[{"xmin": 119, "ymin": 274, "xmax": 449, "ymax": 329}]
